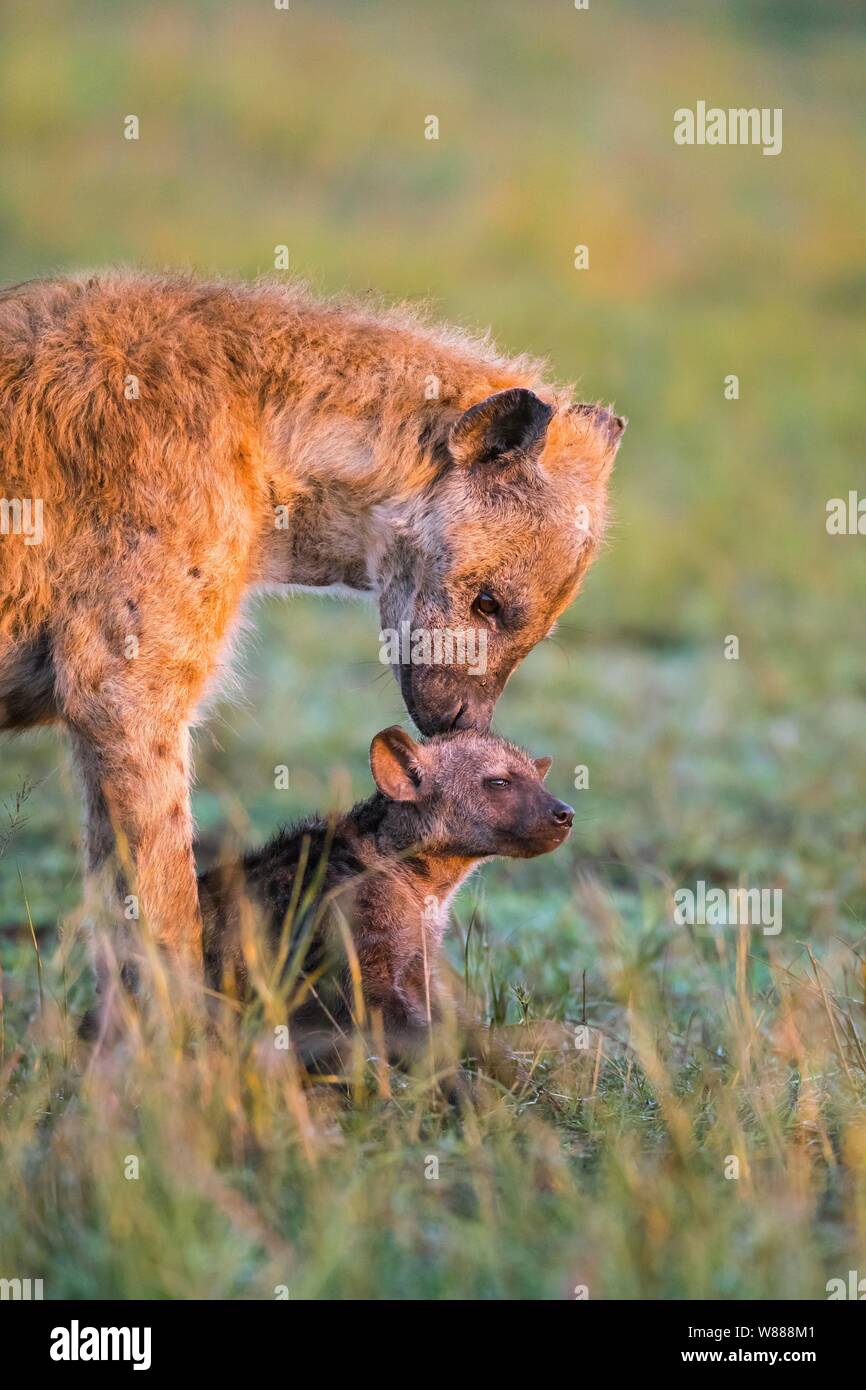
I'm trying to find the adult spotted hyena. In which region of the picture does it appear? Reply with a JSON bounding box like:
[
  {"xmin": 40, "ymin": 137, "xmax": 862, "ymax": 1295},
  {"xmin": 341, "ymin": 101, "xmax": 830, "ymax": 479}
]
[{"xmin": 0, "ymin": 271, "xmax": 624, "ymax": 984}]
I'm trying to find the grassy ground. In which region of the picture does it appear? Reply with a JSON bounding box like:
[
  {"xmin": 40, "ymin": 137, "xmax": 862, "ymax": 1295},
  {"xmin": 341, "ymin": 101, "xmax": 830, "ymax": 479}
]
[{"xmin": 1, "ymin": 0, "xmax": 865, "ymax": 1298}]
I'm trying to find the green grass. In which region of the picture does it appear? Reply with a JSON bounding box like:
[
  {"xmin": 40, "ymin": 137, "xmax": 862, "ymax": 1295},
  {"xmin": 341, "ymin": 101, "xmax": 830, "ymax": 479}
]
[{"xmin": 1, "ymin": 0, "xmax": 865, "ymax": 1299}]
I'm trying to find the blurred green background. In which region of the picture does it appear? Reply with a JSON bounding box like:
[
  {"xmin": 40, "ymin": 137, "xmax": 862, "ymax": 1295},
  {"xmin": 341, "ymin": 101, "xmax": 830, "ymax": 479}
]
[{"xmin": 0, "ymin": 0, "xmax": 865, "ymax": 1300}]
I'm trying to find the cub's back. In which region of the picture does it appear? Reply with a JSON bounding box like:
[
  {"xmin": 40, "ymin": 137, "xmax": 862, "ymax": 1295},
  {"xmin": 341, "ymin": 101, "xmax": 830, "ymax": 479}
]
[{"xmin": 199, "ymin": 814, "xmax": 370, "ymax": 996}]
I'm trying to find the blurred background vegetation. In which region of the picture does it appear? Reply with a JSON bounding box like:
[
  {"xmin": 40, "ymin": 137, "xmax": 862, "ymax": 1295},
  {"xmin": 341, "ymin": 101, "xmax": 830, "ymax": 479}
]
[{"xmin": 1, "ymin": 0, "xmax": 864, "ymax": 1299}]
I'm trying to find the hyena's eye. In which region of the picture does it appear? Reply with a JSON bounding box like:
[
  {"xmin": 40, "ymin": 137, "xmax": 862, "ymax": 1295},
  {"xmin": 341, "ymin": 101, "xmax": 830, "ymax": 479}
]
[{"xmin": 473, "ymin": 591, "xmax": 499, "ymax": 617}]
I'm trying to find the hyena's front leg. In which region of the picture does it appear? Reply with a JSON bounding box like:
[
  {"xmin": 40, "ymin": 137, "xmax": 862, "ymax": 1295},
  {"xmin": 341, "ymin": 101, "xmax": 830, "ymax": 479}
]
[
  {"xmin": 69, "ymin": 714, "xmax": 200, "ymax": 1008},
  {"xmin": 69, "ymin": 727, "xmax": 138, "ymax": 1005}
]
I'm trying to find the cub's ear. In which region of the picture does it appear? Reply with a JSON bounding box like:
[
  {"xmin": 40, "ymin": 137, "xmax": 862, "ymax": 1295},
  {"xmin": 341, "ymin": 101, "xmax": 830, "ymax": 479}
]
[
  {"xmin": 449, "ymin": 388, "xmax": 554, "ymax": 467},
  {"xmin": 572, "ymin": 402, "xmax": 627, "ymax": 453},
  {"xmin": 533, "ymin": 756, "xmax": 552, "ymax": 781},
  {"xmin": 370, "ymin": 726, "xmax": 424, "ymax": 802}
]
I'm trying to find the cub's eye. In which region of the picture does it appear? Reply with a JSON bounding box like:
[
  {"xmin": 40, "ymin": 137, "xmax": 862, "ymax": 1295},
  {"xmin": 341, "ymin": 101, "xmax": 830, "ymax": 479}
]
[
  {"xmin": 485, "ymin": 777, "xmax": 511, "ymax": 789},
  {"xmin": 473, "ymin": 591, "xmax": 499, "ymax": 617}
]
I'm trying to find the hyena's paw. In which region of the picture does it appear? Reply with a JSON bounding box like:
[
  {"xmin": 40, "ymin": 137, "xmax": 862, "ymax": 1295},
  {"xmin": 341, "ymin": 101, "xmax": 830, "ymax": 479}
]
[
  {"xmin": 80, "ymin": 946, "xmax": 206, "ymax": 1052},
  {"xmin": 77, "ymin": 978, "xmax": 137, "ymax": 1052}
]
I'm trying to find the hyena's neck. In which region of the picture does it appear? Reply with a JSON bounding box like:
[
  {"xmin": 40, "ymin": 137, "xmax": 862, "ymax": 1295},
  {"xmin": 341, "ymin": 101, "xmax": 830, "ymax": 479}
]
[
  {"xmin": 259, "ymin": 490, "xmax": 442, "ymax": 600},
  {"xmin": 396, "ymin": 853, "xmax": 479, "ymax": 953},
  {"xmin": 254, "ymin": 415, "xmax": 439, "ymax": 598},
  {"xmin": 248, "ymin": 292, "xmax": 530, "ymax": 595},
  {"xmin": 403, "ymin": 852, "xmax": 479, "ymax": 904},
  {"xmin": 311, "ymin": 800, "xmax": 472, "ymax": 955},
  {"xmin": 352, "ymin": 795, "xmax": 480, "ymax": 910},
  {"xmin": 379, "ymin": 839, "xmax": 480, "ymax": 927}
]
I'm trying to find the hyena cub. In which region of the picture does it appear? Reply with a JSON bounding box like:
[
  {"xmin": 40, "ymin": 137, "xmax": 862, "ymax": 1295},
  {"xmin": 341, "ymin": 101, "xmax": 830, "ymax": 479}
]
[{"xmin": 199, "ymin": 727, "xmax": 573, "ymax": 1062}]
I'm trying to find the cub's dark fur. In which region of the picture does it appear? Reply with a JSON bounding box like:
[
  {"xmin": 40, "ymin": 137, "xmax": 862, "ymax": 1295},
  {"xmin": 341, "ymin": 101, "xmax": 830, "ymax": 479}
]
[{"xmin": 200, "ymin": 726, "xmax": 573, "ymax": 1060}]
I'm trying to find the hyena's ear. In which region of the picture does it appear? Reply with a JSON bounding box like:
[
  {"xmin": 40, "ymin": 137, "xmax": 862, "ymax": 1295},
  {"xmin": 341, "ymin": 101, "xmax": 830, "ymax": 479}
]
[
  {"xmin": 534, "ymin": 756, "xmax": 552, "ymax": 781},
  {"xmin": 572, "ymin": 403, "xmax": 627, "ymax": 454},
  {"xmin": 449, "ymin": 388, "xmax": 554, "ymax": 467},
  {"xmin": 370, "ymin": 727, "xmax": 425, "ymax": 802}
]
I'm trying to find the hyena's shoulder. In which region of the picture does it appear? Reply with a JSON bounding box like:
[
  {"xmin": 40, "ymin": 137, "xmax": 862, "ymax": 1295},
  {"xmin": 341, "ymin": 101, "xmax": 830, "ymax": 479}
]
[
  {"xmin": 199, "ymin": 803, "xmax": 382, "ymax": 989},
  {"xmin": 0, "ymin": 271, "xmax": 263, "ymax": 404},
  {"xmin": 0, "ymin": 271, "xmax": 274, "ymax": 643},
  {"xmin": 201, "ymin": 799, "xmax": 379, "ymax": 927}
]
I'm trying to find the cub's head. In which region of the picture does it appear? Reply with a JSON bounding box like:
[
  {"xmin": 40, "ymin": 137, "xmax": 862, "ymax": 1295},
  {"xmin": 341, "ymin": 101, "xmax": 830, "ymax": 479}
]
[
  {"xmin": 370, "ymin": 725, "xmax": 573, "ymax": 861},
  {"xmin": 378, "ymin": 387, "xmax": 625, "ymax": 735}
]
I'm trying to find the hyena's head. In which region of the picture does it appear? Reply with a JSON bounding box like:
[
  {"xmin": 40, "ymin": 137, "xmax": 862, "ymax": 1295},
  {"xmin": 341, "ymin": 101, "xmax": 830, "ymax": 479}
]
[
  {"xmin": 377, "ymin": 387, "xmax": 625, "ymax": 735},
  {"xmin": 370, "ymin": 726, "xmax": 573, "ymax": 860}
]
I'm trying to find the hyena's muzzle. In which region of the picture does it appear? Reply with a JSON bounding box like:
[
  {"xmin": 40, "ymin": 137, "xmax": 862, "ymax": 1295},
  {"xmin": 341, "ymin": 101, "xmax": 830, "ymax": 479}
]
[{"xmin": 397, "ymin": 659, "xmax": 500, "ymax": 736}]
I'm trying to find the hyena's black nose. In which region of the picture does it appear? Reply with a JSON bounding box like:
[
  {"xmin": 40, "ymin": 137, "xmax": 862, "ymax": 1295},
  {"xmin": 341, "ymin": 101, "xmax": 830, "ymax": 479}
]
[
  {"xmin": 449, "ymin": 702, "xmax": 470, "ymax": 730},
  {"xmin": 551, "ymin": 801, "xmax": 574, "ymax": 827},
  {"xmin": 450, "ymin": 700, "xmax": 492, "ymax": 733}
]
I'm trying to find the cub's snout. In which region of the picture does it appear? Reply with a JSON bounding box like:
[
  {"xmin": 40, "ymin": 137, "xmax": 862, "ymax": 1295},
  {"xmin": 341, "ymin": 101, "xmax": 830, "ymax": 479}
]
[
  {"xmin": 500, "ymin": 785, "xmax": 574, "ymax": 858},
  {"xmin": 535, "ymin": 792, "xmax": 575, "ymax": 850}
]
